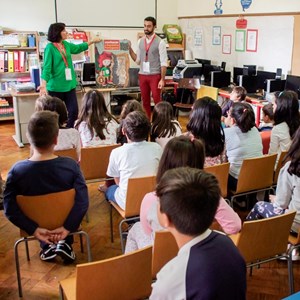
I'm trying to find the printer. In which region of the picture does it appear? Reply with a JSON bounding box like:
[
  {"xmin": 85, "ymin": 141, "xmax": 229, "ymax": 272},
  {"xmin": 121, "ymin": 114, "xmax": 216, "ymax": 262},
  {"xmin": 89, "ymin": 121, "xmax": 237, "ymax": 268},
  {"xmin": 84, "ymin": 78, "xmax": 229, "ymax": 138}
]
[{"xmin": 173, "ymin": 60, "xmax": 202, "ymax": 81}]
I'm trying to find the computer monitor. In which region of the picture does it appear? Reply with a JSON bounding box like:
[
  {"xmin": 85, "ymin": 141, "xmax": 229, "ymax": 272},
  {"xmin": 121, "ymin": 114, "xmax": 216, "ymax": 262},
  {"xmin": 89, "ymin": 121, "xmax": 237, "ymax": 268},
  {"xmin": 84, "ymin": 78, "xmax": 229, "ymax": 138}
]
[
  {"xmin": 238, "ymin": 75, "xmax": 258, "ymax": 93},
  {"xmin": 285, "ymin": 75, "xmax": 300, "ymax": 99},
  {"xmin": 243, "ymin": 65, "xmax": 257, "ymax": 76},
  {"xmin": 233, "ymin": 67, "xmax": 244, "ymax": 85},
  {"xmin": 256, "ymin": 70, "xmax": 276, "ymax": 90},
  {"xmin": 211, "ymin": 71, "xmax": 231, "ymax": 88},
  {"xmin": 195, "ymin": 58, "xmax": 211, "ymax": 66},
  {"xmin": 168, "ymin": 51, "xmax": 184, "ymax": 67},
  {"xmin": 265, "ymin": 79, "xmax": 286, "ymax": 93},
  {"xmin": 202, "ymin": 64, "xmax": 220, "ymax": 84},
  {"xmin": 82, "ymin": 62, "xmax": 96, "ymax": 85}
]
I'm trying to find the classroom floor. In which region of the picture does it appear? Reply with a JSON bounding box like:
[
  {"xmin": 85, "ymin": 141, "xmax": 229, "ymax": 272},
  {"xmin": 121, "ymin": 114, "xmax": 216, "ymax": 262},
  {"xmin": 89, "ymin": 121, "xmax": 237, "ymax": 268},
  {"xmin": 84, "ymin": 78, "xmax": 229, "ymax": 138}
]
[{"xmin": 0, "ymin": 120, "xmax": 300, "ymax": 299}]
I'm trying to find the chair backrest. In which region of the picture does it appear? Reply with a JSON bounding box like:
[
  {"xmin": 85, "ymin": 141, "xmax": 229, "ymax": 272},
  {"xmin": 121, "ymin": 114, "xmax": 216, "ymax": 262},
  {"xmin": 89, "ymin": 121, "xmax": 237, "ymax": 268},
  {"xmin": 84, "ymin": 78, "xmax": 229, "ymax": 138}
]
[
  {"xmin": 76, "ymin": 246, "xmax": 152, "ymax": 300},
  {"xmin": 196, "ymin": 85, "xmax": 219, "ymax": 100},
  {"xmin": 235, "ymin": 154, "xmax": 277, "ymax": 194},
  {"xmin": 152, "ymin": 231, "xmax": 178, "ymax": 279},
  {"xmin": 260, "ymin": 131, "xmax": 271, "ymax": 155},
  {"xmin": 274, "ymin": 150, "xmax": 288, "ymax": 184},
  {"xmin": 125, "ymin": 175, "xmax": 156, "ymax": 217},
  {"xmin": 204, "ymin": 162, "xmax": 230, "ymax": 198},
  {"xmin": 80, "ymin": 144, "xmax": 120, "ymax": 181},
  {"xmin": 54, "ymin": 148, "xmax": 78, "ymax": 161},
  {"xmin": 16, "ymin": 189, "xmax": 75, "ymax": 234},
  {"xmin": 231, "ymin": 211, "xmax": 296, "ymax": 263}
]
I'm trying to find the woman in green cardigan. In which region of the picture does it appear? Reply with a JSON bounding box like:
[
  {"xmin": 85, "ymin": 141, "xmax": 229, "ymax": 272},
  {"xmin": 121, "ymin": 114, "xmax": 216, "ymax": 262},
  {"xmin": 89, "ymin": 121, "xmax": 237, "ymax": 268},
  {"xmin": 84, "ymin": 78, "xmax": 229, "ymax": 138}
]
[{"xmin": 39, "ymin": 23, "xmax": 100, "ymax": 127}]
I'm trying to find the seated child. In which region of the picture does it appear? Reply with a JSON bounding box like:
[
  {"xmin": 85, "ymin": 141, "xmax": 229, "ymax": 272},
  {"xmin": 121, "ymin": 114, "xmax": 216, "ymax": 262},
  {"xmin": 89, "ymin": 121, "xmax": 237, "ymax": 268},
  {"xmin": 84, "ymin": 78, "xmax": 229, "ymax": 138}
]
[
  {"xmin": 150, "ymin": 101, "xmax": 182, "ymax": 149},
  {"xmin": 75, "ymin": 90, "xmax": 119, "ymax": 147},
  {"xmin": 4, "ymin": 111, "xmax": 89, "ymax": 263},
  {"xmin": 35, "ymin": 95, "xmax": 81, "ymax": 160},
  {"xmin": 259, "ymin": 103, "xmax": 274, "ymax": 131},
  {"xmin": 222, "ymin": 86, "xmax": 247, "ymax": 120},
  {"xmin": 150, "ymin": 167, "xmax": 246, "ymax": 299},
  {"xmin": 105, "ymin": 111, "xmax": 162, "ymax": 209},
  {"xmin": 116, "ymin": 99, "xmax": 145, "ymax": 145}
]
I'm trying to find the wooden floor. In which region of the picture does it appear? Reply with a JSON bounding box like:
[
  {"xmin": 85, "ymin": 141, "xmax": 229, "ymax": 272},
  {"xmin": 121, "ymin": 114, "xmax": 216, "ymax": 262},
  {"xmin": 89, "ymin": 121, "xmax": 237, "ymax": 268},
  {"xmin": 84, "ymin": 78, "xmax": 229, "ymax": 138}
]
[{"xmin": 0, "ymin": 120, "xmax": 300, "ymax": 300}]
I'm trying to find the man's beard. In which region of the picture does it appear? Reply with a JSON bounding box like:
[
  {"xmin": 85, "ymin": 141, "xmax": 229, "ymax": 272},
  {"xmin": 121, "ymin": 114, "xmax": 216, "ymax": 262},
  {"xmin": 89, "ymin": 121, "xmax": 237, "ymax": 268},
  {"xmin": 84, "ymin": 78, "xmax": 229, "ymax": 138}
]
[{"xmin": 144, "ymin": 29, "xmax": 154, "ymax": 36}]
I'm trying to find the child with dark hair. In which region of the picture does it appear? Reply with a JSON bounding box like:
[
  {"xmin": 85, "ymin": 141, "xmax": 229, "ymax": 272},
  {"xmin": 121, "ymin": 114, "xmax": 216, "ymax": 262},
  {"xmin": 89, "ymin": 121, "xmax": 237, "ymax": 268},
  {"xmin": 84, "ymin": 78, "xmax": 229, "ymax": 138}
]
[
  {"xmin": 269, "ymin": 90, "xmax": 300, "ymax": 157},
  {"xmin": 247, "ymin": 126, "xmax": 300, "ymax": 237},
  {"xmin": 105, "ymin": 111, "xmax": 162, "ymax": 209},
  {"xmin": 125, "ymin": 136, "xmax": 241, "ymax": 253},
  {"xmin": 187, "ymin": 97, "xmax": 226, "ymax": 166},
  {"xmin": 4, "ymin": 111, "xmax": 88, "ymax": 263},
  {"xmin": 116, "ymin": 99, "xmax": 145, "ymax": 144},
  {"xmin": 224, "ymin": 102, "xmax": 263, "ymax": 190},
  {"xmin": 75, "ymin": 90, "xmax": 119, "ymax": 147},
  {"xmin": 259, "ymin": 103, "xmax": 274, "ymax": 131},
  {"xmin": 150, "ymin": 167, "xmax": 246, "ymax": 299},
  {"xmin": 35, "ymin": 95, "xmax": 81, "ymax": 159},
  {"xmin": 221, "ymin": 86, "xmax": 247, "ymax": 117},
  {"xmin": 150, "ymin": 101, "xmax": 182, "ymax": 148}
]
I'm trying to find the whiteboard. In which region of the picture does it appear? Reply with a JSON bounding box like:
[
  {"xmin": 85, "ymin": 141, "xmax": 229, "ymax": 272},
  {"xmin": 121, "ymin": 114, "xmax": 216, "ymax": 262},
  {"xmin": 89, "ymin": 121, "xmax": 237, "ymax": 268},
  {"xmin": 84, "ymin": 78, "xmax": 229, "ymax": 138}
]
[{"xmin": 56, "ymin": 0, "xmax": 156, "ymax": 28}]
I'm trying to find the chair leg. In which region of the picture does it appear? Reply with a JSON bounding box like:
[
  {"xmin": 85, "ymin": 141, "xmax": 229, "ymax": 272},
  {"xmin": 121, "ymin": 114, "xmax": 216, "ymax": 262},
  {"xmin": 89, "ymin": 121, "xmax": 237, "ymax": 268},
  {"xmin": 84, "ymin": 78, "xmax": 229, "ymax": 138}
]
[
  {"xmin": 25, "ymin": 238, "xmax": 30, "ymax": 261},
  {"xmin": 70, "ymin": 231, "xmax": 92, "ymax": 262},
  {"xmin": 14, "ymin": 238, "xmax": 24, "ymax": 298},
  {"xmin": 110, "ymin": 205, "xmax": 114, "ymax": 243},
  {"xmin": 79, "ymin": 234, "xmax": 84, "ymax": 253},
  {"xmin": 85, "ymin": 212, "xmax": 89, "ymax": 223},
  {"xmin": 119, "ymin": 219, "xmax": 127, "ymax": 254},
  {"xmin": 288, "ymin": 245, "xmax": 295, "ymax": 294}
]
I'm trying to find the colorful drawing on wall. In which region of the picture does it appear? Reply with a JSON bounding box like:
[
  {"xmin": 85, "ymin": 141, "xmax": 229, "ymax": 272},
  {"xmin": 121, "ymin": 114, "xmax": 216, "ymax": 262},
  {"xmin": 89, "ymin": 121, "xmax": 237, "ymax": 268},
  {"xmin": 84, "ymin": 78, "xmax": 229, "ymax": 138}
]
[
  {"xmin": 95, "ymin": 40, "xmax": 130, "ymax": 88},
  {"xmin": 214, "ymin": 0, "xmax": 223, "ymax": 15},
  {"xmin": 240, "ymin": 0, "xmax": 252, "ymax": 12}
]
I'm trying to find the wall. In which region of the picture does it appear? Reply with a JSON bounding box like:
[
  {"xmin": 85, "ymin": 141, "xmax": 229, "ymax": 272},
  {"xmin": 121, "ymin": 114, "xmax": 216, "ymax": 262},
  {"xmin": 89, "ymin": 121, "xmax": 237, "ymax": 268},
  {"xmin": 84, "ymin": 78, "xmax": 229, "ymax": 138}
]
[{"xmin": 178, "ymin": 0, "xmax": 300, "ymax": 17}]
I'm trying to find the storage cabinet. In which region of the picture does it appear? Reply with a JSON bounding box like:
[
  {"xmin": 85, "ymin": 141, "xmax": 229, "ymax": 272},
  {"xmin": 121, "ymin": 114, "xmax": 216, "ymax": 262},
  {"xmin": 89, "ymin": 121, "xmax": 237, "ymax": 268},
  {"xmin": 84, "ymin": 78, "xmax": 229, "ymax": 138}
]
[{"xmin": 0, "ymin": 31, "xmax": 39, "ymax": 121}]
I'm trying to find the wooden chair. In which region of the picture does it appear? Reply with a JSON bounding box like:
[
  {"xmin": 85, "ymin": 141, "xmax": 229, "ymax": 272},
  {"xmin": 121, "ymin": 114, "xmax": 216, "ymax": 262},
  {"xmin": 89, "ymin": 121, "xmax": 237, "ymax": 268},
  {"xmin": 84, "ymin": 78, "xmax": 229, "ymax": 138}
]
[
  {"xmin": 54, "ymin": 148, "xmax": 78, "ymax": 161},
  {"xmin": 152, "ymin": 231, "xmax": 178, "ymax": 279},
  {"xmin": 109, "ymin": 175, "xmax": 156, "ymax": 253},
  {"xmin": 229, "ymin": 154, "xmax": 277, "ymax": 207},
  {"xmin": 273, "ymin": 150, "xmax": 288, "ymax": 186},
  {"xmin": 80, "ymin": 144, "xmax": 120, "ymax": 183},
  {"xmin": 196, "ymin": 85, "xmax": 219, "ymax": 100},
  {"xmin": 204, "ymin": 162, "xmax": 230, "ymax": 198},
  {"xmin": 15, "ymin": 189, "xmax": 92, "ymax": 297},
  {"xmin": 230, "ymin": 211, "xmax": 296, "ymax": 295},
  {"xmin": 59, "ymin": 246, "xmax": 152, "ymax": 300}
]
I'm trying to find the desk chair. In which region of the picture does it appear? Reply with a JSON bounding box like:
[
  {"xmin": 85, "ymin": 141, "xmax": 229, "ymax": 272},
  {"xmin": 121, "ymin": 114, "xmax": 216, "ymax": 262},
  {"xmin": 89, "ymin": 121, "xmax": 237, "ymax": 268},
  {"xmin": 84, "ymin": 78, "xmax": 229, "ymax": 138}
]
[
  {"xmin": 230, "ymin": 211, "xmax": 296, "ymax": 295},
  {"xmin": 196, "ymin": 85, "xmax": 219, "ymax": 100},
  {"xmin": 109, "ymin": 175, "xmax": 156, "ymax": 253},
  {"xmin": 152, "ymin": 231, "xmax": 178, "ymax": 279},
  {"xmin": 204, "ymin": 162, "xmax": 230, "ymax": 199},
  {"xmin": 173, "ymin": 78, "xmax": 196, "ymax": 118},
  {"xmin": 229, "ymin": 154, "xmax": 277, "ymax": 208},
  {"xmin": 54, "ymin": 148, "xmax": 78, "ymax": 161},
  {"xmin": 59, "ymin": 246, "xmax": 152, "ymax": 300},
  {"xmin": 80, "ymin": 144, "xmax": 120, "ymax": 183},
  {"xmin": 15, "ymin": 189, "xmax": 92, "ymax": 297}
]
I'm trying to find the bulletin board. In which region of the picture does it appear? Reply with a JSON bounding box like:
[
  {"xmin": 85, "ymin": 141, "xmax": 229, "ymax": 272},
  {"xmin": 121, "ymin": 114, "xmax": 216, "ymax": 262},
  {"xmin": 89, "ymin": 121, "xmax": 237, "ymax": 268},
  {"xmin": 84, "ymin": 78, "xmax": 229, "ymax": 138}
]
[
  {"xmin": 179, "ymin": 15, "xmax": 294, "ymax": 77},
  {"xmin": 56, "ymin": 0, "xmax": 156, "ymax": 28}
]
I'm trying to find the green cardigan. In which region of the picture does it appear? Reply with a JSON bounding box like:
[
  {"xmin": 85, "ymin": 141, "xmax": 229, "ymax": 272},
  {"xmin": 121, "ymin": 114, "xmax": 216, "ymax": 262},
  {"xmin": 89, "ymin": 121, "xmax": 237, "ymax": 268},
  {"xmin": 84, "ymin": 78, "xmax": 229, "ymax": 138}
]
[{"xmin": 41, "ymin": 41, "xmax": 88, "ymax": 92}]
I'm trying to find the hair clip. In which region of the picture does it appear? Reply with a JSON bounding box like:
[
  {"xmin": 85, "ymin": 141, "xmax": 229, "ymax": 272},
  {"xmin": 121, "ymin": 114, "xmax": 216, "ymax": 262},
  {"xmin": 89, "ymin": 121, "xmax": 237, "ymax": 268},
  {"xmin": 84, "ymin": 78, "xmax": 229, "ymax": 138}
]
[{"xmin": 243, "ymin": 108, "xmax": 247, "ymax": 113}]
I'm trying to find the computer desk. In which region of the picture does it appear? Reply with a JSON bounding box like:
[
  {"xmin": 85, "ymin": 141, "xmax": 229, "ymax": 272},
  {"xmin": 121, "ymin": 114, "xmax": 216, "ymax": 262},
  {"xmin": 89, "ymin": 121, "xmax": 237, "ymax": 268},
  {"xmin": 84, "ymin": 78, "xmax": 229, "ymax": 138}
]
[{"xmin": 219, "ymin": 89, "xmax": 269, "ymax": 126}]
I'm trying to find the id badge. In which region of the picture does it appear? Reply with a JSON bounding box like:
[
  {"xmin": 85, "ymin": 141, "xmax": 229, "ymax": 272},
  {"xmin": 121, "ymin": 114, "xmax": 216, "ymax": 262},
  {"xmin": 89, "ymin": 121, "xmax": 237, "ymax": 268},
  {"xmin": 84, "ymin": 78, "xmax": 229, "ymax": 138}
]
[
  {"xmin": 65, "ymin": 68, "xmax": 72, "ymax": 80},
  {"xmin": 142, "ymin": 61, "xmax": 150, "ymax": 73}
]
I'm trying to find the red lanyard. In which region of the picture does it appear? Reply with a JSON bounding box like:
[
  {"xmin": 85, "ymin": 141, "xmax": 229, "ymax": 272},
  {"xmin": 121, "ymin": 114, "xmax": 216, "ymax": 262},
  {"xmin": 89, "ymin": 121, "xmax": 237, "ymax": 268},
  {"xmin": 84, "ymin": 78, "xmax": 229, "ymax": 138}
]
[
  {"xmin": 53, "ymin": 42, "xmax": 68, "ymax": 67},
  {"xmin": 144, "ymin": 35, "xmax": 156, "ymax": 62}
]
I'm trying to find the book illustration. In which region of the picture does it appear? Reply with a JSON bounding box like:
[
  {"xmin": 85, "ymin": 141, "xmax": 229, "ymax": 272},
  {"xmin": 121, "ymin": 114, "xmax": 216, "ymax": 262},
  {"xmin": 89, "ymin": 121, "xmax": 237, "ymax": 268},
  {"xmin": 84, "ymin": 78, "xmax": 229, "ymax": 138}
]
[{"xmin": 95, "ymin": 40, "xmax": 130, "ymax": 88}]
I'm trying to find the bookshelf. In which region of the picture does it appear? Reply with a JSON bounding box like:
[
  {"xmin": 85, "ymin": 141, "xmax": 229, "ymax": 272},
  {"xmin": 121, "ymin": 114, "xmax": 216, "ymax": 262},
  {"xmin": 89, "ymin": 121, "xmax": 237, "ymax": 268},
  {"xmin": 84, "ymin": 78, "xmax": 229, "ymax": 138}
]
[{"xmin": 0, "ymin": 31, "xmax": 39, "ymax": 121}]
